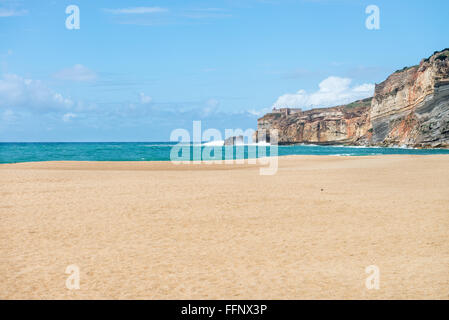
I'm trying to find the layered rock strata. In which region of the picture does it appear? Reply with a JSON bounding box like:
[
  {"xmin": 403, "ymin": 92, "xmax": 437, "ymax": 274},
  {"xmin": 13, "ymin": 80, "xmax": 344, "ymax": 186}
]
[{"xmin": 256, "ymin": 49, "xmax": 449, "ymax": 148}]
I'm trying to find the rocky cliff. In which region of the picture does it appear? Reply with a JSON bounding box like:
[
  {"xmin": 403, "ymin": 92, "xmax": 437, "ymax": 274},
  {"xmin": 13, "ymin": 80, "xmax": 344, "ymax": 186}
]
[
  {"xmin": 256, "ymin": 49, "xmax": 449, "ymax": 148},
  {"xmin": 256, "ymin": 98, "xmax": 372, "ymax": 145}
]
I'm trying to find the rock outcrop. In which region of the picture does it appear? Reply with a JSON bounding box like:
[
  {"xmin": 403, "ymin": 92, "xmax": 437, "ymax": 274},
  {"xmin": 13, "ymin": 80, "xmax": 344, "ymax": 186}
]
[
  {"xmin": 224, "ymin": 135, "xmax": 244, "ymax": 145},
  {"xmin": 255, "ymin": 49, "xmax": 449, "ymax": 148},
  {"xmin": 255, "ymin": 98, "xmax": 372, "ymax": 145}
]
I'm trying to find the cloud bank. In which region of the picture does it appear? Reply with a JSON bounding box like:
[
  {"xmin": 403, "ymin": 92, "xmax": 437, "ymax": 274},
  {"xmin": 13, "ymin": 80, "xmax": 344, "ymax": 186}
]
[
  {"xmin": 53, "ymin": 64, "xmax": 97, "ymax": 82},
  {"xmin": 273, "ymin": 76, "xmax": 375, "ymax": 110},
  {"xmin": 62, "ymin": 113, "xmax": 77, "ymax": 122},
  {"xmin": 0, "ymin": 74, "xmax": 74, "ymax": 111},
  {"xmin": 0, "ymin": 73, "xmax": 258, "ymax": 141},
  {"xmin": 139, "ymin": 92, "xmax": 152, "ymax": 104}
]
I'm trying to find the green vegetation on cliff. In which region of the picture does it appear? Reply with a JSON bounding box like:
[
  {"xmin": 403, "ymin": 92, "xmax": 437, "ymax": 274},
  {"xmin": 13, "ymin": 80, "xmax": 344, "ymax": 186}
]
[
  {"xmin": 394, "ymin": 65, "xmax": 418, "ymax": 74},
  {"xmin": 344, "ymin": 97, "xmax": 373, "ymax": 110}
]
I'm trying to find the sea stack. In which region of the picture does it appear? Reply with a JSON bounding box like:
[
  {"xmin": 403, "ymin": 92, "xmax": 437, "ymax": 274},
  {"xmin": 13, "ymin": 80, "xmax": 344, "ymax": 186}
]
[{"xmin": 224, "ymin": 135, "xmax": 244, "ymax": 146}]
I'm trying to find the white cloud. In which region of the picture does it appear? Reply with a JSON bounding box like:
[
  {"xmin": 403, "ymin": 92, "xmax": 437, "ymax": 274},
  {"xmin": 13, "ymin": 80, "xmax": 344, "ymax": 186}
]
[
  {"xmin": 352, "ymin": 83, "xmax": 375, "ymax": 92},
  {"xmin": 0, "ymin": 74, "xmax": 74, "ymax": 111},
  {"xmin": 62, "ymin": 113, "xmax": 77, "ymax": 122},
  {"xmin": 273, "ymin": 76, "xmax": 375, "ymax": 110},
  {"xmin": 206, "ymin": 98, "xmax": 219, "ymax": 108},
  {"xmin": 247, "ymin": 107, "xmax": 270, "ymax": 117},
  {"xmin": 139, "ymin": 92, "xmax": 152, "ymax": 104},
  {"xmin": 202, "ymin": 98, "xmax": 220, "ymax": 116},
  {"xmin": 53, "ymin": 93, "xmax": 73, "ymax": 106},
  {"xmin": 104, "ymin": 7, "xmax": 168, "ymax": 14},
  {"xmin": 53, "ymin": 64, "xmax": 97, "ymax": 82},
  {"xmin": 0, "ymin": 8, "xmax": 27, "ymax": 17}
]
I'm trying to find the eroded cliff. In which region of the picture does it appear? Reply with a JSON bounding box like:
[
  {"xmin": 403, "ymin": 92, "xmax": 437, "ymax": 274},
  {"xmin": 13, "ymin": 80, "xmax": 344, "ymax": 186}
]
[
  {"xmin": 256, "ymin": 98, "xmax": 372, "ymax": 145},
  {"xmin": 256, "ymin": 49, "xmax": 449, "ymax": 148},
  {"xmin": 371, "ymin": 49, "xmax": 449, "ymax": 147}
]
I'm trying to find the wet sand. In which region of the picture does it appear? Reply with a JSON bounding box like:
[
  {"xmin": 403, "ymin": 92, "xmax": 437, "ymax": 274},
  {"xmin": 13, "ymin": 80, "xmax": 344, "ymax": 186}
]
[{"xmin": 1, "ymin": 155, "xmax": 449, "ymax": 299}]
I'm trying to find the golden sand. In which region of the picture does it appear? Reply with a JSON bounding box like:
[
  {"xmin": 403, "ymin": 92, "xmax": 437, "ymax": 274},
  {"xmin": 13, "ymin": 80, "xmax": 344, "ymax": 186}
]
[{"xmin": 1, "ymin": 155, "xmax": 449, "ymax": 299}]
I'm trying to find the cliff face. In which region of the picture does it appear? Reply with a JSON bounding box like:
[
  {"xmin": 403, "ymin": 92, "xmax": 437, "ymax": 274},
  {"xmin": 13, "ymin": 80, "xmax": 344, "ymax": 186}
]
[
  {"xmin": 256, "ymin": 98, "xmax": 372, "ymax": 145},
  {"xmin": 371, "ymin": 50, "xmax": 449, "ymax": 147},
  {"xmin": 256, "ymin": 49, "xmax": 449, "ymax": 148}
]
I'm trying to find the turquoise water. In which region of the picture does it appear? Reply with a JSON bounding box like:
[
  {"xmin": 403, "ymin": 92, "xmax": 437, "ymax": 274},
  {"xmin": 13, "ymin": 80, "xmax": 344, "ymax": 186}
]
[{"xmin": 1, "ymin": 142, "xmax": 449, "ymax": 164}]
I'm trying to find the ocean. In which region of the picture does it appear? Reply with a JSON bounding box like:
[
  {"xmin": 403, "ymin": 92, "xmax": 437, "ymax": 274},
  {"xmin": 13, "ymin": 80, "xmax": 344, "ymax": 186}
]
[{"xmin": 1, "ymin": 142, "xmax": 449, "ymax": 164}]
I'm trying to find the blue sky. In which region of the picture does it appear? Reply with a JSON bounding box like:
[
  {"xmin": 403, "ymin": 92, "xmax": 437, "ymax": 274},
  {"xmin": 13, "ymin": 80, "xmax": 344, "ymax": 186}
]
[{"xmin": 0, "ymin": 0, "xmax": 448, "ymax": 141}]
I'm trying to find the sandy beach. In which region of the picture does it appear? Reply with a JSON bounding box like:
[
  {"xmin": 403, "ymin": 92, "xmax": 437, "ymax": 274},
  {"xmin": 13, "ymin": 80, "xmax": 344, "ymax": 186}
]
[{"xmin": 1, "ymin": 155, "xmax": 449, "ymax": 299}]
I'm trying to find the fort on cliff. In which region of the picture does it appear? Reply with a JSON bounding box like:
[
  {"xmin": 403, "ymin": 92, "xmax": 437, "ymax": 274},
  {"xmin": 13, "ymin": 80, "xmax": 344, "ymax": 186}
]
[{"xmin": 255, "ymin": 49, "xmax": 449, "ymax": 148}]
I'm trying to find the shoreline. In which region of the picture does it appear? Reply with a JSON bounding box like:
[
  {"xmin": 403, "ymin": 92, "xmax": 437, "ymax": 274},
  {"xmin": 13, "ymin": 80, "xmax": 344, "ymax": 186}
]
[{"xmin": 2, "ymin": 153, "xmax": 449, "ymax": 167}]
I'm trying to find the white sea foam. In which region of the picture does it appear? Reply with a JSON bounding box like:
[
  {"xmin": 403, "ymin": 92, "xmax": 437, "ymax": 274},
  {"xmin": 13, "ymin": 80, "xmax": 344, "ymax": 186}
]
[
  {"xmin": 203, "ymin": 140, "xmax": 224, "ymax": 146},
  {"xmin": 326, "ymin": 144, "xmax": 382, "ymax": 149},
  {"xmin": 143, "ymin": 144, "xmax": 177, "ymax": 147},
  {"xmin": 202, "ymin": 140, "xmax": 271, "ymax": 146}
]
